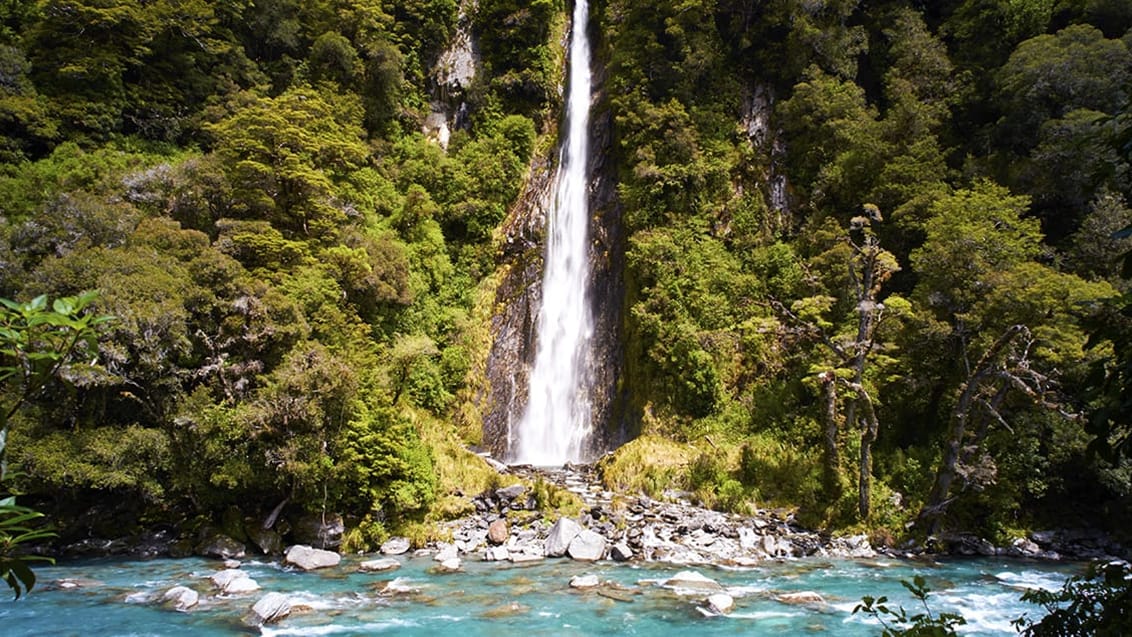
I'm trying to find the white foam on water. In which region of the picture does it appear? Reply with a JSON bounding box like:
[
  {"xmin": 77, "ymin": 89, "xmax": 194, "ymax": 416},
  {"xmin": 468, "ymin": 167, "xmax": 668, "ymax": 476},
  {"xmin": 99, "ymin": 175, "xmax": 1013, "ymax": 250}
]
[
  {"xmin": 724, "ymin": 584, "xmax": 768, "ymax": 597},
  {"xmin": 995, "ymin": 570, "xmax": 1067, "ymax": 592},
  {"xmin": 730, "ymin": 610, "xmax": 804, "ymax": 620},
  {"xmin": 260, "ymin": 618, "xmax": 420, "ymax": 636}
]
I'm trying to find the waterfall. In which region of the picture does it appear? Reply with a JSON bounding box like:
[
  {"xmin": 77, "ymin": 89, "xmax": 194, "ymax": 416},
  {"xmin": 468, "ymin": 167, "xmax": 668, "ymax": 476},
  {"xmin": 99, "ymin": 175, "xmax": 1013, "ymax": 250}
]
[{"xmin": 515, "ymin": 0, "xmax": 594, "ymax": 466}]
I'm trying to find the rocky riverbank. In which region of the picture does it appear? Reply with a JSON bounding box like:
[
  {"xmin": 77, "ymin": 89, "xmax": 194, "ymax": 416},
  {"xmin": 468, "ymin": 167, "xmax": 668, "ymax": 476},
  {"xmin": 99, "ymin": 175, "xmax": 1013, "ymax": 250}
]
[{"xmin": 47, "ymin": 460, "xmax": 1127, "ymax": 565}]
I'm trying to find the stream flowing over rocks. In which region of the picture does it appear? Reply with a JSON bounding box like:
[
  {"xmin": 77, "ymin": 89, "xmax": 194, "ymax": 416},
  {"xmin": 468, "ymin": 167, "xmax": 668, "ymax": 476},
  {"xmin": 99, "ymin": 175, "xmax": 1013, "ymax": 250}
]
[{"xmin": 24, "ymin": 462, "xmax": 1127, "ymax": 634}]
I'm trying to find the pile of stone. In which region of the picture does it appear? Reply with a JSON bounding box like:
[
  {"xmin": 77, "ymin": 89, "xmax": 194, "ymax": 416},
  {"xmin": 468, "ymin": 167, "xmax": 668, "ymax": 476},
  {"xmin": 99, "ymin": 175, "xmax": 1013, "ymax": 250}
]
[{"xmin": 440, "ymin": 463, "xmax": 877, "ymax": 566}]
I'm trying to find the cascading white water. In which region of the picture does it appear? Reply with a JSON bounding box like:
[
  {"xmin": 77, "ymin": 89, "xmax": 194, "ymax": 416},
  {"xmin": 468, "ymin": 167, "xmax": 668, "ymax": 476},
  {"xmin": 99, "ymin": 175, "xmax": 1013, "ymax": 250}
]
[{"xmin": 515, "ymin": 0, "xmax": 594, "ymax": 466}]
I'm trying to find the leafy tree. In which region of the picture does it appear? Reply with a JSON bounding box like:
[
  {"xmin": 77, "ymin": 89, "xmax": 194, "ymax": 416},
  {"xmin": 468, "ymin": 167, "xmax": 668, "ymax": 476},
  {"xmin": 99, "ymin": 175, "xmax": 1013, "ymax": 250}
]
[
  {"xmin": 773, "ymin": 208, "xmax": 905, "ymax": 518},
  {"xmin": 208, "ymin": 86, "xmax": 369, "ymax": 240},
  {"xmin": 0, "ymin": 44, "xmax": 57, "ymax": 162},
  {"xmin": 778, "ymin": 66, "xmax": 884, "ymax": 212},
  {"xmin": 1014, "ymin": 560, "xmax": 1132, "ymax": 636},
  {"xmin": 994, "ymin": 24, "xmax": 1131, "ymax": 153},
  {"xmin": 0, "ymin": 292, "xmax": 110, "ymax": 598},
  {"xmin": 909, "ymin": 182, "xmax": 1115, "ymax": 532}
]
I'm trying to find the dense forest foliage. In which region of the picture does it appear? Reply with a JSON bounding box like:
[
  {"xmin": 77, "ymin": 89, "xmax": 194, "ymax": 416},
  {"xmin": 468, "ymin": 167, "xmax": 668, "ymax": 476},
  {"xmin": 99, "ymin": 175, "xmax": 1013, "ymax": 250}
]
[{"xmin": 0, "ymin": 0, "xmax": 1130, "ymax": 549}]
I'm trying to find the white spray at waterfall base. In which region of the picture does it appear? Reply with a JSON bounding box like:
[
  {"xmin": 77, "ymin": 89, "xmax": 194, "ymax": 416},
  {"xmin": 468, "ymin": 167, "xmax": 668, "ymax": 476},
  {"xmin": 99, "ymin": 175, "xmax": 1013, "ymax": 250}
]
[{"xmin": 516, "ymin": 0, "xmax": 594, "ymax": 466}]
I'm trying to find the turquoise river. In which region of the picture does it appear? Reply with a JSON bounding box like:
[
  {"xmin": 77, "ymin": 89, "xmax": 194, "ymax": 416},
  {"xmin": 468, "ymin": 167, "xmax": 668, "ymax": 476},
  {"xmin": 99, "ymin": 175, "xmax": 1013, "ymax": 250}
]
[{"xmin": 0, "ymin": 554, "xmax": 1082, "ymax": 635}]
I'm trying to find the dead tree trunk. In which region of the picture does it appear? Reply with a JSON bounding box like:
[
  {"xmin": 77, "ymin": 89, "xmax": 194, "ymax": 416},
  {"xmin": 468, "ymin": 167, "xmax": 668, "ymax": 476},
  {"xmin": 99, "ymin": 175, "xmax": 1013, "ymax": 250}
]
[
  {"xmin": 916, "ymin": 325, "xmax": 1026, "ymax": 534},
  {"xmin": 821, "ymin": 371, "xmax": 842, "ymax": 500}
]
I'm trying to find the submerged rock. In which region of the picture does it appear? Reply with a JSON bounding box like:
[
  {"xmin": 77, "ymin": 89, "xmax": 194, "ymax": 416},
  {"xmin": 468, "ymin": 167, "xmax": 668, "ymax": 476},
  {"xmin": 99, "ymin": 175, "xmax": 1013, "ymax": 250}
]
[
  {"xmin": 480, "ymin": 601, "xmax": 529, "ymax": 618},
  {"xmin": 663, "ymin": 571, "xmax": 723, "ymax": 593},
  {"xmin": 359, "ymin": 558, "xmax": 401, "ymax": 573},
  {"xmin": 378, "ymin": 577, "xmax": 420, "ymax": 596},
  {"xmin": 284, "ymin": 544, "xmax": 341, "ymax": 570},
  {"xmin": 776, "ymin": 591, "xmax": 825, "ymax": 605},
  {"xmin": 569, "ymin": 574, "xmax": 600, "ymax": 589}
]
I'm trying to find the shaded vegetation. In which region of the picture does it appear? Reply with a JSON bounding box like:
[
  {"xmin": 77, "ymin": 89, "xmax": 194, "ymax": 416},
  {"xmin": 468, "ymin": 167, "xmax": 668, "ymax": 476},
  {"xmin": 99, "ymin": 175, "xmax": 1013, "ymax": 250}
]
[{"xmin": 0, "ymin": 0, "xmax": 1128, "ymax": 557}]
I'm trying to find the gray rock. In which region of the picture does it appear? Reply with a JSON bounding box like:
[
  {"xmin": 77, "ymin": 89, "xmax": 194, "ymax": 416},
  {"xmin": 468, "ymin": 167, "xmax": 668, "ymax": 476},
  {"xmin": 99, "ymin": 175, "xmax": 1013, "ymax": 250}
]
[
  {"xmin": 610, "ymin": 542, "xmax": 634, "ymax": 562},
  {"xmin": 195, "ymin": 533, "xmax": 246, "ymax": 560},
  {"xmin": 567, "ymin": 529, "xmax": 607, "ymax": 561},
  {"xmin": 210, "ymin": 569, "xmax": 260, "ymax": 594},
  {"xmin": 437, "ymin": 557, "xmax": 462, "ymax": 572},
  {"xmin": 246, "ymin": 524, "xmax": 285, "ymax": 555},
  {"xmin": 701, "ymin": 593, "xmax": 734, "ymax": 615},
  {"xmin": 358, "ymin": 558, "xmax": 401, "ymax": 573},
  {"xmin": 484, "ymin": 545, "xmax": 511, "ymax": 561},
  {"xmin": 488, "ymin": 519, "xmax": 509, "ymax": 545},
  {"xmin": 496, "ymin": 485, "xmax": 527, "ymax": 501},
  {"xmin": 434, "ymin": 543, "xmax": 458, "ymax": 562},
  {"xmin": 248, "ymin": 592, "xmax": 292, "ymax": 625},
  {"xmin": 738, "ymin": 527, "xmax": 758, "ymax": 551},
  {"xmin": 222, "ymin": 559, "xmax": 242, "ymax": 569},
  {"xmin": 545, "ymin": 518, "xmax": 582, "ymax": 557},
  {"xmin": 570, "ymin": 574, "xmax": 600, "ymax": 589},
  {"xmin": 1011, "ymin": 537, "xmax": 1041, "ymax": 556},
  {"xmin": 381, "ymin": 536, "xmax": 411, "ymax": 555},
  {"xmin": 284, "ymin": 544, "xmax": 341, "ymax": 570},
  {"xmin": 161, "ymin": 586, "xmax": 199, "ymax": 611}
]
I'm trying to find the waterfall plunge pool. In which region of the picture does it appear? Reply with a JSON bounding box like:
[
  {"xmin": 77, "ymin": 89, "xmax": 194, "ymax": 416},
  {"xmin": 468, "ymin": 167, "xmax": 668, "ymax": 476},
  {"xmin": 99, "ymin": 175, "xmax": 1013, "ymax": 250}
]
[{"xmin": 1, "ymin": 554, "xmax": 1079, "ymax": 635}]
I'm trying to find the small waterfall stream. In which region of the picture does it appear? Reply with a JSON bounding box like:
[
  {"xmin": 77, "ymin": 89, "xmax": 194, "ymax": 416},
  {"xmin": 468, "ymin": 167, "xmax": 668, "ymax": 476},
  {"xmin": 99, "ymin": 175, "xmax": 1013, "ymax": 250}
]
[{"xmin": 515, "ymin": 0, "xmax": 594, "ymax": 466}]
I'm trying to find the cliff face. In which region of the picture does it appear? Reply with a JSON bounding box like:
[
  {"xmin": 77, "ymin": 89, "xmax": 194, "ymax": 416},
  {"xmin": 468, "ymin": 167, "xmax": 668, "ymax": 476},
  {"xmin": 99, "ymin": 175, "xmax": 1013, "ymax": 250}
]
[{"xmin": 479, "ymin": 16, "xmax": 624, "ymax": 463}]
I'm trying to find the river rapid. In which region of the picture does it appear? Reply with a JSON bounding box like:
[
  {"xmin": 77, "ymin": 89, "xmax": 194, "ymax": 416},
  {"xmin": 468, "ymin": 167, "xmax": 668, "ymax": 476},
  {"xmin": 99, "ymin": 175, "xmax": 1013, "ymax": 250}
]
[{"xmin": 1, "ymin": 553, "xmax": 1079, "ymax": 636}]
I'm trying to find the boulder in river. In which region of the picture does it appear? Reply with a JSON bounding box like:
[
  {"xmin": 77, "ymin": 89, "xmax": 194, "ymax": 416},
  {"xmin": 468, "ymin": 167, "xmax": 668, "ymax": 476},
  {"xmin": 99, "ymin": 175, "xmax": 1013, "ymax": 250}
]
[
  {"xmin": 434, "ymin": 543, "xmax": 458, "ymax": 562},
  {"xmin": 161, "ymin": 586, "xmax": 199, "ymax": 611},
  {"xmin": 567, "ymin": 529, "xmax": 606, "ymax": 561},
  {"xmin": 570, "ymin": 574, "xmax": 600, "ymax": 589},
  {"xmin": 210, "ymin": 569, "xmax": 260, "ymax": 594},
  {"xmin": 545, "ymin": 518, "xmax": 582, "ymax": 557},
  {"xmin": 246, "ymin": 592, "xmax": 293, "ymax": 626},
  {"xmin": 699, "ymin": 593, "xmax": 734, "ymax": 616},
  {"xmin": 436, "ymin": 557, "xmax": 462, "ymax": 572},
  {"xmin": 484, "ymin": 545, "xmax": 510, "ymax": 561},
  {"xmin": 284, "ymin": 544, "xmax": 341, "ymax": 570},
  {"xmin": 610, "ymin": 542, "xmax": 633, "ymax": 562},
  {"xmin": 663, "ymin": 571, "xmax": 723, "ymax": 593},
  {"xmin": 381, "ymin": 536, "xmax": 412, "ymax": 555}
]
